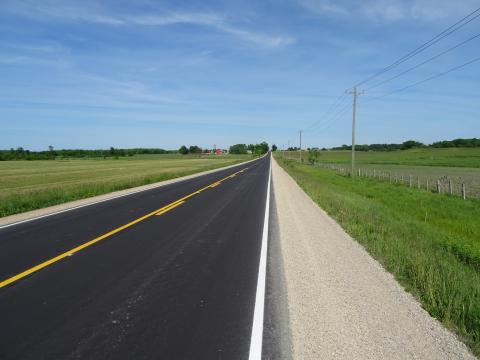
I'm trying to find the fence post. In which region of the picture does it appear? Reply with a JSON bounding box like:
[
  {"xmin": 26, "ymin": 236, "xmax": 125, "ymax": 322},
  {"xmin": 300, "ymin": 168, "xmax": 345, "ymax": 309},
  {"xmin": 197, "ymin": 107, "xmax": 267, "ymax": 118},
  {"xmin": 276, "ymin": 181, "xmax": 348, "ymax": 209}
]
[
  {"xmin": 462, "ymin": 183, "xmax": 466, "ymax": 200},
  {"xmin": 395, "ymin": 174, "xmax": 398, "ymax": 183},
  {"xmin": 389, "ymin": 173, "xmax": 392, "ymax": 183},
  {"xmin": 417, "ymin": 177, "xmax": 420, "ymax": 189},
  {"xmin": 426, "ymin": 179, "xmax": 429, "ymax": 192},
  {"xmin": 409, "ymin": 175, "xmax": 412, "ymax": 188},
  {"xmin": 448, "ymin": 179, "xmax": 453, "ymax": 195},
  {"xmin": 437, "ymin": 180, "xmax": 441, "ymax": 193}
]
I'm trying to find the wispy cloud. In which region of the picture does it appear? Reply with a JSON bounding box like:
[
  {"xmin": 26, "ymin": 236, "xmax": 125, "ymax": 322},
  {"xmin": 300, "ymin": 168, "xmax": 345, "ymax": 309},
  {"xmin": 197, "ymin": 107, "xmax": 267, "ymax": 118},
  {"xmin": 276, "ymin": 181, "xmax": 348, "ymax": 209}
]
[
  {"xmin": 6, "ymin": 2, "xmax": 294, "ymax": 48},
  {"xmin": 297, "ymin": 0, "xmax": 479, "ymax": 22}
]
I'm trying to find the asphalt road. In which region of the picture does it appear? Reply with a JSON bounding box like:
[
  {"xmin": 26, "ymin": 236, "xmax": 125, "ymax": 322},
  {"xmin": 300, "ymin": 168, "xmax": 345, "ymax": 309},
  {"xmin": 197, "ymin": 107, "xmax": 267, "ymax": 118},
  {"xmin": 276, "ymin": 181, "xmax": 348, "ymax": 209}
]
[{"xmin": 0, "ymin": 155, "xmax": 271, "ymax": 360}]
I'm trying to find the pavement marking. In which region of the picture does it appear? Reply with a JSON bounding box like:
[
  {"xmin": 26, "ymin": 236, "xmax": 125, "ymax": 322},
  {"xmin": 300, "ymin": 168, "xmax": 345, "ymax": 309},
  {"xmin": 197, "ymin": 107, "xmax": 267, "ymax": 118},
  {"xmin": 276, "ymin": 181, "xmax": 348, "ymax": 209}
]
[
  {"xmin": 0, "ymin": 157, "xmax": 263, "ymax": 231},
  {"xmin": 155, "ymin": 200, "xmax": 185, "ymax": 215},
  {"xmin": 0, "ymin": 167, "xmax": 249, "ymax": 289},
  {"xmin": 248, "ymin": 155, "xmax": 271, "ymax": 360}
]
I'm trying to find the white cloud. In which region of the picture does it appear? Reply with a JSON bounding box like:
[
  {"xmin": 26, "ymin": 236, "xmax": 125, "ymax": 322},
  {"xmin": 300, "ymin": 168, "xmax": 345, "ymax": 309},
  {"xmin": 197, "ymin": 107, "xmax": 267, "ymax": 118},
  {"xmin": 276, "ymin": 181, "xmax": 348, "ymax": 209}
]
[
  {"xmin": 5, "ymin": 2, "xmax": 294, "ymax": 48},
  {"xmin": 297, "ymin": 0, "xmax": 479, "ymax": 22}
]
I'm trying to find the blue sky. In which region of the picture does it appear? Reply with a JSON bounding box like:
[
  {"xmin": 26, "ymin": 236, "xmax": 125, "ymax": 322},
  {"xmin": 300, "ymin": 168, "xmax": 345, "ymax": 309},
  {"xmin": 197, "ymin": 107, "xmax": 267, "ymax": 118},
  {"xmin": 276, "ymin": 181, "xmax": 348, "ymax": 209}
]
[{"xmin": 0, "ymin": 0, "xmax": 479, "ymax": 150}]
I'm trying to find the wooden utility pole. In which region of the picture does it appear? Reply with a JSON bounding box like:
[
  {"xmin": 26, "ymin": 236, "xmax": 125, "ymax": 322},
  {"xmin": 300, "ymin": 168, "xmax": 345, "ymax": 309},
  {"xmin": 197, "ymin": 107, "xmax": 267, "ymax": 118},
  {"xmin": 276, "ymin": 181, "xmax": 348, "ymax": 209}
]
[
  {"xmin": 347, "ymin": 87, "xmax": 362, "ymax": 177},
  {"xmin": 299, "ymin": 130, "xmax": 302, "ymax": 163}
]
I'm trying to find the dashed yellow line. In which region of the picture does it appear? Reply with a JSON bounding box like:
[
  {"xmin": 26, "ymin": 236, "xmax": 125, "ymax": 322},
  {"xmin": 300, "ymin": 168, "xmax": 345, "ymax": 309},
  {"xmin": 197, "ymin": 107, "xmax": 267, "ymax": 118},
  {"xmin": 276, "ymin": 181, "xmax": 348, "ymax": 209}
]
[{"xmin": 0, "ymin": 167, "xmax": 248, "ymax": 289}]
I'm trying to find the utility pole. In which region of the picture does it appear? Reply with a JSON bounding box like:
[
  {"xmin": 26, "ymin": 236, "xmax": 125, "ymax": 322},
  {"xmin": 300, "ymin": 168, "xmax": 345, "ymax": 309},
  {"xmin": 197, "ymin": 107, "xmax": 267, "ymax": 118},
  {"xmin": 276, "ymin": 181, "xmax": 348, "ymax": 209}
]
[
  {"xmin": 347, "ymin": 87, "xmax": 363, "ymax": 177},
  {"xmin": 299, "ymin": 130, "xmax": 302, "ymax": 163}
]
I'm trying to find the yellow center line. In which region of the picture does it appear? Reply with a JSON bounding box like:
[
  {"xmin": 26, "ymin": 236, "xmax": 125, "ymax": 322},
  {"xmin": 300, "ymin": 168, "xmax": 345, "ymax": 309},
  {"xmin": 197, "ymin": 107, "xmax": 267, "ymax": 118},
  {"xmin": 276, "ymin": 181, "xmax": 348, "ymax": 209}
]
[
  {"xmin": 0, "ymin": 166, "xmax": 249, "ymax": 289},
  {"xmin": 155, "ymin": 200, "xmax": 185, "ymax": 215}
]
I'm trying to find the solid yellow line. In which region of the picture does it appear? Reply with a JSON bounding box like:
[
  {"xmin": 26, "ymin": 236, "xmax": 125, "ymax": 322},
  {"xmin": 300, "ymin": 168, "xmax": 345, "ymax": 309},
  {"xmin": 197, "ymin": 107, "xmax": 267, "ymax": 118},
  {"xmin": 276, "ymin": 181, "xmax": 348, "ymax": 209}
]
[
  {"xmin": 155, "ymin": 201, "xmax": 185, "ymax": 215},
  {"xmin": 210, "ymin": 182, "xmax": 222, "ymax": 188},
  {"xmin": 0, "ymin": 166, "xmax": 249, "ymax": 289}
]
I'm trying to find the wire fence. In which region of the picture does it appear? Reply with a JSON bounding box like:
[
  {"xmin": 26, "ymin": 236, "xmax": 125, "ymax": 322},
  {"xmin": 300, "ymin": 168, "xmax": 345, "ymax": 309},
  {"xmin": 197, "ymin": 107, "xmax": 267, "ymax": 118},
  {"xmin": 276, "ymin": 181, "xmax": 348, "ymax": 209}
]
[{"xmin": 281, "ymin": 156, "xmax": 479, "ymax": 200}]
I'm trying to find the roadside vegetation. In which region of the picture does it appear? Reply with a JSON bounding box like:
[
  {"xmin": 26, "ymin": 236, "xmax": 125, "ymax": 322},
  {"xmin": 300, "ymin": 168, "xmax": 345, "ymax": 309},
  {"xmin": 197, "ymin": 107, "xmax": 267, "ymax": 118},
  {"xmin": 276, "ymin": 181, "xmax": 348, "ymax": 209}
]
[
  {"xmin": 275, "ymin": 155, "xmax": 480, "ymax": 356},
  {"xmin": 0, "ymin": 154, "xmax": 250, "ymax": 217},
  {"xmin": 282, "ymin": 147, "xmax": 480, "ymax": 168}
]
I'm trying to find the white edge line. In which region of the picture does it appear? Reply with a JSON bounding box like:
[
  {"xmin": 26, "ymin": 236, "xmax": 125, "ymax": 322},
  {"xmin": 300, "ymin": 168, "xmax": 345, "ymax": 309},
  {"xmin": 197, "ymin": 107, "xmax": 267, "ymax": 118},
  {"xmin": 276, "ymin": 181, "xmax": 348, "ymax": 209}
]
[
  {"xmin": 0, "ymin": 156, "xmax": 264, "ymax": 230},
  {"xmin": 248, "ymin": 153, "xmax": 272, "ymax": 360}
]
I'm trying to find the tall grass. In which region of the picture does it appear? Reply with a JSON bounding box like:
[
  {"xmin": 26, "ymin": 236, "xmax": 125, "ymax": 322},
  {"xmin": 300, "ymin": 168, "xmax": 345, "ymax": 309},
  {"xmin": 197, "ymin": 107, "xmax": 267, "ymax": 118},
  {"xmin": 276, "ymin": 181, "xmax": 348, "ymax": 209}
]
[{"xmin": 275, "ymin": 156, "xmax": 480, "ymax": 356}]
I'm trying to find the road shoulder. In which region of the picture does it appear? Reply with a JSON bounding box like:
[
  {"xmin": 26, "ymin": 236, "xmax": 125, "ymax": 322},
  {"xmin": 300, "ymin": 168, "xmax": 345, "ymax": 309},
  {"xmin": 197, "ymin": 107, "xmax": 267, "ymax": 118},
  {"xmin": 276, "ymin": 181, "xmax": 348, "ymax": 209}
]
[{"xmin": 272, "ymin": 158, "xmax": 475, "ymax": 359}]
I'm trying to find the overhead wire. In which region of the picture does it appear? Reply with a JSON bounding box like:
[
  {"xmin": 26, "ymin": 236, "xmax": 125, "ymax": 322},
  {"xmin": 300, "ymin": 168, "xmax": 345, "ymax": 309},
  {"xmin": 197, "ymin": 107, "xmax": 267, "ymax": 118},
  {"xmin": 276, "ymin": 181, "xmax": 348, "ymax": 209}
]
[
  {"xmin": 366, "ymin": 32, "xmax": 480, "ymax": 91},
  {"xmin": 366, "ymin": 55, "xmax": 480, "ymax": 103},
  {"xmin": 354, "ymin": 6, "xmax": 480, "ymax": 87},
  {"xmin": 304, "ymin": 93, "xmax": 348, "ymax": 131}
]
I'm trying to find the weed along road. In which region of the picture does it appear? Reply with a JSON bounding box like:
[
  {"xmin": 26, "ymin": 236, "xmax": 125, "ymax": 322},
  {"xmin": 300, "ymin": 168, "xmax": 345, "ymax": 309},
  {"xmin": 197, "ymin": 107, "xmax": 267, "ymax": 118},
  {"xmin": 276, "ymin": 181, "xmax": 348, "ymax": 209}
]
[{"xmin": 0, "ymin": 155, "xmax": 271, "ymax": 360}]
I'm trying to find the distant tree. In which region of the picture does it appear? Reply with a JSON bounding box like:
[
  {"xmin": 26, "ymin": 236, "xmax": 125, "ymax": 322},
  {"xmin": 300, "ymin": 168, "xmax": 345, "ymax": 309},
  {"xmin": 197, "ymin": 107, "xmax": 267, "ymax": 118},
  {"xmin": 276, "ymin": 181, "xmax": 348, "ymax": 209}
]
[
  {"xmin": 179, "ymin": 145, "xmax": 189, "ymax": 155},
  {"xmin": 229, "ymin": 144, "xmax": 248, "ymax": 154},
  {"xmin": 308, "ymin": 148, "xmax": 319, "ymax": 165},
  {"xmin": 272, "ymin": 144, "xmax": 278, "ymax": 151},
  {"xmin": 247, "ymin": 144, "xmax": 255, "ymax": 152},
  {"xmin": 254, "ymin": 142, "xmax": 269, "ymax": 155},
  {"xmin": 401, "ymin": 140, "xmax": 425, "ymax": 150},
  {"xmin": 189, "ymin": 145, "xmax": 202, "ymax": 154}
]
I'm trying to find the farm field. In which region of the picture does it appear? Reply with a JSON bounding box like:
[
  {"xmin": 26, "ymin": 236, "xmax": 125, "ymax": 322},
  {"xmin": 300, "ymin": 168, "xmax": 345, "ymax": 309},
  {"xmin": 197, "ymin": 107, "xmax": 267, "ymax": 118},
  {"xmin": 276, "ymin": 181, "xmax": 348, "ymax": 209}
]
[
  {"xmin": 282, "ymin": 148, "xmax": 480, "ymax": 198},
  {"xmin": 282, "ymin": 147, "xmax": 480, "ymax": 167},
  {"xmin": 0, "ymin": 154, "xmax": 251, "ymax": 217},
  {"xmin": 274, "ymin": 155, "xmax": 480, "ymax": 356}
]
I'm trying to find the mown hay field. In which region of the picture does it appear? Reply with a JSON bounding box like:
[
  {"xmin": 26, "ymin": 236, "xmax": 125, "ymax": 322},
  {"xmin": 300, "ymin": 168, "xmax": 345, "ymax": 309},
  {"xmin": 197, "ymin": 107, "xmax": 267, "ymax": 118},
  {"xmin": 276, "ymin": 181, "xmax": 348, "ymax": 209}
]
[{"xmin": 0, "ymin": 154, "xmax": 251, "ymax": 217}]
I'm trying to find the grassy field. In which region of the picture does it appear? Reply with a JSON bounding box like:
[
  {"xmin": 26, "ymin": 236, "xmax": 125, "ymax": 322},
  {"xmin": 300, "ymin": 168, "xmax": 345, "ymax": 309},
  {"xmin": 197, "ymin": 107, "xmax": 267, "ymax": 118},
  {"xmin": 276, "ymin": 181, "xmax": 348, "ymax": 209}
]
[
  {"xmin": 282, "ymin": 147, "xmax": 480, "ymax": 167},
  {"xmin": 275, "ymin": 155, "xmax": 480, "ymax": 356},
  {"xmin": 281, "ymin": 148, "xmax": 480, "ymax": 198},
  {"xmin": 0, "ymin": 154, "xmax": 251, "ymax": 217}
]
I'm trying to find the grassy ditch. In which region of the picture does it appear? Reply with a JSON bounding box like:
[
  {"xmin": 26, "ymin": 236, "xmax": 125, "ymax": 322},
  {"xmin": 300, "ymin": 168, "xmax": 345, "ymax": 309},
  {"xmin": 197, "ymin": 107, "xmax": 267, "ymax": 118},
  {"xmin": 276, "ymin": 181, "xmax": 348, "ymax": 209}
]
[
  {"xmin": 0, "ymin": 154, "xmax": 251, "ymax": 217},
  {"xmin": 275, "ymin": 156, "xmax": 480, "ymax": 356}
]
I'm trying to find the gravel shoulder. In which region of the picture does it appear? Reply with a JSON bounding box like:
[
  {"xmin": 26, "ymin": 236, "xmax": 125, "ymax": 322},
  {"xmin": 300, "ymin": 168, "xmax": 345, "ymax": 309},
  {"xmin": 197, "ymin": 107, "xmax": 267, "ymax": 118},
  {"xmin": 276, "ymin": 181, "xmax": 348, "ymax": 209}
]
[{"xmin": 271, "ymin": 158, "xmax": 476, "ymax": 359}]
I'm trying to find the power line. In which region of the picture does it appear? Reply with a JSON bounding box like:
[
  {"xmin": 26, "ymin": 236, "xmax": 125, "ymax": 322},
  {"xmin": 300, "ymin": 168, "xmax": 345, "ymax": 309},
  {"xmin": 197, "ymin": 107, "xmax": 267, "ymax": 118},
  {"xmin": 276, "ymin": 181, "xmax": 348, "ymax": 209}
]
[
  {"xmin": 304, "ymin": 93, "xmax": 348, "ymax": 131},
  {"xmin": 366, "ymin": 32, "xmax": 480, "ymax": 91},
  {"xmin": 354, "ymin": 6, "xmax": 480, "ymax": 87},
  {"xmin": 308, "ymin": 102, "xmax": 351, "ymax": 135},
  {"xmin": 366, "ymin": 55, "xmax": 480, "ymax": 102}
]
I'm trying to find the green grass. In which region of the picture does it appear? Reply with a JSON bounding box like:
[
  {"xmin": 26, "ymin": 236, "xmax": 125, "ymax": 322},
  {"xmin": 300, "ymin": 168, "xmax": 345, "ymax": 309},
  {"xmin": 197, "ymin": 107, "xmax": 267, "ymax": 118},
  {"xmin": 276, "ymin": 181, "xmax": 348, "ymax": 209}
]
[
  {"xmin": 0, "ymin": 154, "xmax": 251, "ymax": 217},
  {"xmin": 283, "ymin": 147, "xmax": 480, "ymax": 167},
  {"xmin": 275, "ymin": 155, "xmax": 480, "ymax": 356},
  {"xmin": 281, "ymin": 148, "xmax": 480, "ymax": 198}
]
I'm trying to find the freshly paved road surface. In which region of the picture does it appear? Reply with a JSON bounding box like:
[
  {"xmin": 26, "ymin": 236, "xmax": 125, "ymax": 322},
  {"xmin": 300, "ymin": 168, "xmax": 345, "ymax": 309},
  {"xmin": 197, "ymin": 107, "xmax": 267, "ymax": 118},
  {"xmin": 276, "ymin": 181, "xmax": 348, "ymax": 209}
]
[
  {"xmin": 271, "ymin": 158, "xmax": 475, "ymax": 360},
  {"xmin": 0, "ymin": 156, "xmax": 270, "ymax": 360}
]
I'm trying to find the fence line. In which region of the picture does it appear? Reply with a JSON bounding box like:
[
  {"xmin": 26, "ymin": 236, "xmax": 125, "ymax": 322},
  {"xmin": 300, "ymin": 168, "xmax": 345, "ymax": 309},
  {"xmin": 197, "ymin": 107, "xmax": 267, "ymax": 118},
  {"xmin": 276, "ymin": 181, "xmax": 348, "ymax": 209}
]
[{"xmin": 281, "ymin": 155, "xmax": 474, "ymax": 200}]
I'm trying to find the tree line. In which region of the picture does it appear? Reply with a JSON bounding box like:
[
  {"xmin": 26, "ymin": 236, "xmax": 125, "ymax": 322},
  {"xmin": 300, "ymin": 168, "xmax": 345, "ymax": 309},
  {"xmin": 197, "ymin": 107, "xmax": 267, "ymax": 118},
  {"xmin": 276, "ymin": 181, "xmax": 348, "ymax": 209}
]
[
  {"xmin": 0, "ymin": 147, "xmax": 173, "ymax": 161},
  {"xmin": 330, "ymin": 138, "xmax": 480, "ymax": 151},
  {"xmin": 229, "ymin": 142, "xmax": 271, "ymax": 155}
]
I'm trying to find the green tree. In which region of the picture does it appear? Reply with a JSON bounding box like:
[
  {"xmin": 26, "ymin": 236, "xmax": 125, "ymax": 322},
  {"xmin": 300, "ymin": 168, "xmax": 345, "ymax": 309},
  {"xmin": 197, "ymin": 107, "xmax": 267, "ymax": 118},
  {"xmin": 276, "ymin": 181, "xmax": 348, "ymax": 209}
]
[
  {"xmin": 229, "ymin": 144, "xmax": 248, "ymax": 154},
  {"xmin": 189, "ymin": 145, "xmax": 202, "ymax": 154},
  {"xmin": 272, "ymin": 144, "xmax": 278, "ymax": 151},
  {"xmin": 254, "ymin": 142, "xmax": 269, "ymax": 155},
  {"xmin": 308, "ymin": 148, "xmax": 319, "ymax": 165},
  {"xmin": 401, "ymin": 140, "xmax": 425, "ymax": 150},
  {"xmin": 179, "ymin": 145, "xmax": 189, "ymax": 155}
]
